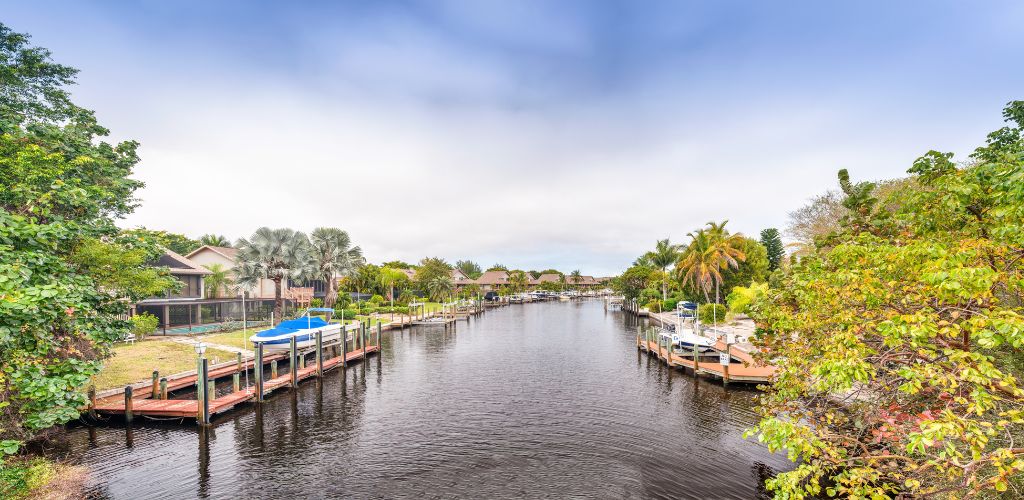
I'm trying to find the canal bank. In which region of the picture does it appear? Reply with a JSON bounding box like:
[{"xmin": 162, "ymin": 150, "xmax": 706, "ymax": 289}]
[{"xmin": 37, "ymin": 300, "xmax": 789, "ymax": 498}]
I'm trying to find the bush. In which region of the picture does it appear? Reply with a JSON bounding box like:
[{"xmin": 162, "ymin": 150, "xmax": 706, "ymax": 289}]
[
  {"xmin": 130, "ymin": 313, "xmax": 159, "ymax": 339},
  {"xmin": 339, "ymin": 308, "xmax": 357, "ymax": 320},
  {"xmin": 310, "ymin": 298, "xmax": 323, "ymax": 308},
  {"xmin": 369, "ymin": 294, "xmax": 385, "ymax": 305},
  {"xmin": 662, "ymin": 299, "xmax": 678, "ymax": 312},
  {"xmin": 697, "ymin": 303, "xmax": 727, "ymax": 325},
  {"xmin": 643, "ymin": 300, "xmax": 660, "ymax": 311}
]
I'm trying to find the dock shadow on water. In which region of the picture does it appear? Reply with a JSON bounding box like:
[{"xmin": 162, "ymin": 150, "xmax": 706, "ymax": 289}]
[{"xmin": 38, "ymin": 300, "xmax": 790, "ymax": 499}]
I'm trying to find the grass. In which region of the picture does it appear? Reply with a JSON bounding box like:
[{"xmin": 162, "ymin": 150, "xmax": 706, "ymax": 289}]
[
  {"xmin": 91, "ymin": 338, "xmax": 235, "ymax": 391},
  {"xmin": 1, "ymin": 457, "xmax": 87, "ymax": 500},
  {"xmin": 198, "ymin": 329, "xmax": 252, "ymax": 350}
]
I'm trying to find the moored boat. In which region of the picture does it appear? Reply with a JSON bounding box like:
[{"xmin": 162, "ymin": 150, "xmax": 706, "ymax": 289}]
[{"xmin": 250, "ymin": 308, "xmax": 352, "ymax": 351}]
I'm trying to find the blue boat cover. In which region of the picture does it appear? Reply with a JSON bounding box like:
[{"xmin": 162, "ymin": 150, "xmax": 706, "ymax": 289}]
[{"xmin": 253, "ymin": 316, "xmax": 328, "ymax": 341}]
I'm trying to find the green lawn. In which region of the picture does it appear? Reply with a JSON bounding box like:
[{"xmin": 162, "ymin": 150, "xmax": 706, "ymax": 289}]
[
  {"xmin": 198, "ymin": 329, "xmax": 253, "ymax": 350},
  {"xmin": 92, "ymin": 338, "xmax": 235, "ymax": 391}
]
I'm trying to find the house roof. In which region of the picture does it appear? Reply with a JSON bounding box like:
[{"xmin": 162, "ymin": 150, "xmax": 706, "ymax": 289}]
[
  {"xmin": 535, "ymin": 273, "xmax": 564, "ymax": 283},
  {"xmin": 474, "ymin": 270, "xmax": 510, "ymax": 285},
  {"xmin": 185, "ymin": 245, "xmax": 238, "ymax": 261},
  {"xmin": 451, "ymin": 269, "xmax": 475, "ymax": 284},
  {"xmin": 157, "ymin": 249, "xmax": 212, "ymax": 275}
]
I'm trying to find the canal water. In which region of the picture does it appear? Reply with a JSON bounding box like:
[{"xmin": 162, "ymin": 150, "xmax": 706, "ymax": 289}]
[{"xmin": 42, "ymin": 300, "xmax": 789, "ymax": 499}]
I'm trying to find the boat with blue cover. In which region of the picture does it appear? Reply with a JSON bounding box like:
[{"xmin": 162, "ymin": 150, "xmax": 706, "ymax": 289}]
[{"xmin": 249, "ymin": 308, "xmax": 351, "ymax": 351}]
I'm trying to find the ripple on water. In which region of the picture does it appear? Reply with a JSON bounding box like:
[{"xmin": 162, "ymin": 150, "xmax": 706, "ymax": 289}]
[{"xmin": 43, "ymin": 301, "xmax": 788, "ymax": 499}]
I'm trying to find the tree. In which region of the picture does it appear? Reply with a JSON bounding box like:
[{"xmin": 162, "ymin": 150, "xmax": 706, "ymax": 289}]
[
  {"xmin": 303, "ymin": 227, "xmax": 363, "ymax": 312},
  {"xmin": 675, "ymin": 221, "xmax": 746, "ymax": 306},
  {"xmin": 569, "ymin": 269, "xmax": 582, "ymax": 290},
  {"xmin": 454, "ymin": 259, "xmax": 483, "ymax": 279},
  {"xmin": 748, "ymin": 101, "xmax": 1024, "ymax": 498},
  {"xmin": 203, "ymin": 263, "xmax": 232, "ymax": 298},
  {"xmin": 486, "ymin": 263, "xmax": 508, "ymax": 272},
  {"xmin": 379, "ymin": 267, "xmax": 409, "ymax": 318},
  {"xmin": 612, "ymin": 265, "xmax": 655, "ymax": 301},
  {"xmin": 349, "ymin": 264, "xmax": 382, "ymax": 305},
  {"xmin": 508, "ymin": 270, "xmax": 530, "ymax": 294},
  {"xmin": 123, "ymin": 227, "xmax": 199, "ymax": 255},
  {"xmin": 235, "ymin": 227, "xmax": 309, "ymax": 320},
  {"xmin": 1, "ymin": 23, "xmax": 175, "ymax": 453},
  {"xmin": 199, "ymin": 234, "xmax": 231, "ymax": 247},
  {"xmin": 415, "ymin": 257, "xmax": 453, "ymax": 295},
  {"xmin": 759, "ymin": 228, "xmax": 784, "ymax": 272},
  {"xmin": 643, "ymin": 238, "xmax": 682, "ymax": 300},
  {"xmin": 720, "ymin": 237, "xmax": 768, "ymax": 293},
  {"xmin": 426, "ymin": 275, "xmax": 453, "ymax": 302},
  {"xmin": 381, "ymin": 260, "xmax": 413, "ymax": 269}
]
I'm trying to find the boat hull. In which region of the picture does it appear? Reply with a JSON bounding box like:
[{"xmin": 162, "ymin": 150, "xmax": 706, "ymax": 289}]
[{"xmin": 250, "ymin": 324, "xmax": 344, "ymax": 352}]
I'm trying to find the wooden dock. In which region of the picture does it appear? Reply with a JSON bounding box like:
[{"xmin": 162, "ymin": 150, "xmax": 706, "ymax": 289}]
[
  {"xmin": 91, "ymin": 347, "xmax": 379, "ymax": 418},
  {"xmin": 637, "ymin": 335, "xmax": 775, "ymax": 384}
]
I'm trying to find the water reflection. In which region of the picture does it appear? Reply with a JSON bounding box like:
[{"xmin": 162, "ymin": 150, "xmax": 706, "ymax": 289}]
[{"xmin": 47, "ymin": 300, "xmax": 788, "ymax": 498}]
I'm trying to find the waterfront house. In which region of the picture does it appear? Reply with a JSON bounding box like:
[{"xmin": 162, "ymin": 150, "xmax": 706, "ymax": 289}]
[{"xmin": 474, "ymin": 270, "xmax": 510, "ymax": 292}]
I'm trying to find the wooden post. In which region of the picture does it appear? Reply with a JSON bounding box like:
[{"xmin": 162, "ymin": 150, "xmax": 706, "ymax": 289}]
[
  {"xmin": 208, "ymin": 379, "xmax": 215, "ymax": 399},
  {"xmin": 151, "ymin": 370, "xmax": 159, "ymax": 399},
  {"xmin": 271, "ymin": 359, "xmax": 278, "ymax": 379},
  {"xmin": 233, "ymin": 372, "xmax": 241, "ymax": 392},
  {"xmin": 722, "ymin": 343, "xmax": 731, "ymax": 386},
  {"xmin": 255, "ymin": 342, "xmax": 265, "ymax": 402},
  {"xmin": 361, "ymin": 322, "xmax": 367, "ymax": 357},
  {"xmin": 377, "ymin": 322, "xmax": 382, "ymax": 348},
  {"xmin": 199, "ymin": 358, "xmax": 210, "ymax": 426},
  {"xmin": 693, "ymin": 344, "xmax": 700, "ymax": 376},
  {"xmin": 159, "ymin": 377, "xmax": 168, "ymax": 400},
  {"xmin": 124, "ymin": 386, "xmax": 133, "ymax": 424},
  {"xmin": 88, "ymin": 385, "xmax": 97, "ymax": 420},
  {"xmin": 316, "ymin": 330, "xmax": 323, "ymax": 378},
  {"xmin": 290, "ymin": 336, "xmax": 298, "ymax": 388},
  {"xmin": 342, "ymin": 324, "xmax": 349, "ymax": 368},
  {"xmin": 236, "ymin": 352, "xmax": 243, "ymax": 372}
]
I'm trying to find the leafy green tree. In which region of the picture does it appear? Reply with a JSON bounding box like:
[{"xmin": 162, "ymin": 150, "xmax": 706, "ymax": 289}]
[
  {"xmin": 748, "ymin": 101, "xmax": 1024, "ymax": 498},
  {"xmin": 454, "ymin": 259, "xmax": 483, "ymax": 279},
  {"xmin": 304, "ymin": 227, "xmax": 363, "ymax": 311},
  {"xmin": 235, "ymin": 227, "xmax": 310, "ymax": 320},
  {"xmin": 199, "ymin": 234, "xmax": 231, "ymax": 247},
  {"xmin": 426, "ymin": 275, "xmax": 453, "ymax": 302},
  {"xmin": 379, "ymin": 267, "xmax": 409, "ymax": 319},
  {"xmin": 612, "ymin": 265, "xmax": 654, "ymax": 301},
  {"xmin": 759, "ymin": 228, "xmax": 784, "ymax": 272},
  {"xmin": 349, "ymin": 264, "xmax": 383, "ymax": 304},
  {"xmin": 415, "ymin": 257, "xmax": 453, "ymax": 295},
  {"xmin": 0, "ymin": 23, "xmax": 175, "ymax": 453},
  {"xmin": 720, "ymin": 237, "xmax": 768, "ymax": 293},
  {"xmin": 486, "ymin": 263, "xmax": 508, "ymax": 272},
  {"xmin": 381, "ymin": 260, "xmax": 413, "ymax": 269},
  {"xmin": 122, "ymin": 227, "xmax": 199, "ymax": 255}
]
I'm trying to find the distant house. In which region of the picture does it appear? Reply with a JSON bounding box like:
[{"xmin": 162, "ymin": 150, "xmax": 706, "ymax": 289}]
[
  {"xmin": 134, "ymin": 249, "xmax": 211, "ymax": 331},
  {"xmin": 474, "ymin": 270, "xmax": 510, "ymax": 292},
  {"xmin": 535, "ymin": 273, "xmax": 564, "ymax": 287},
  {"xmin": 185, "ymin": 245, "xmax": 278, "ymax": 299},
  {"xmin": 451, "ymin": 268, "xmax": 475, "ymax": 287}
]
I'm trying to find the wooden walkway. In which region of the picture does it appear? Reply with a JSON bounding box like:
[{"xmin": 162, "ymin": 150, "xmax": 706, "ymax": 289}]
[
  {"xmin": 92, "ymin": 346, "xmax": 379, "ymax": 418},
  {"xmin": 638, "ymin": 338, "xmax": 775, "ymax": 383}
]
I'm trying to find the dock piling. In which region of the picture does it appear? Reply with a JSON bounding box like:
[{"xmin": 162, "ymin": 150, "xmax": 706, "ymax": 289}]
[
  {"xmin": 342, "ymin": 325, "xmax": 349, "ymax": 368},
  {"xmin": 255, "ymin": 342, "xmax": 265, "ymax": 402},
  {"xmin": 290, "ymin": 336, "xmax": 298, "ymax": 388},
  {"xmin": 271, "ymin": 359, "xmax": 278, "ymax": 379},
  {"xmin": 88, "ymin": 385, "xmax": 97, "ymax": 420},
  {"xmin": 233, "ymin": 372, "xmax": 241, "ymax": 392},
  {"xmin": 159, "ymin": 377, "xmax": 168, "ymax": 399},
  {"xmin": 151, "ymin": 370, "xmax": 159, "ymax": 399},
  {"xmin": 316, "ymin": 330, "xmax": 323, "ymax": 377},
  {"xmin": 199, "ymin": 358, "xmax": 210, "ymax": 426},
  {"xmin": 124, "ymin": 385, "xmax": 133, "ymax": 424}
]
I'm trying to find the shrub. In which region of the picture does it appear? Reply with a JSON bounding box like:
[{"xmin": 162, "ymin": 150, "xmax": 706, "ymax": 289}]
[
  {"xmin": 643, "ymin": 300, "xmax": 660, "ymax": 311},
  {"xmin": 697, "ymin": 303, "xmax": 727, "ymax": 325},
  {"xmin": 130, "ymin": 313, "xmax": 159, "ymax": 339},
  {"xmin": 310, "ymin": 298, "xmax": 323, "ymax": 308},
  {"xmin": 369, "ymin": 294, "xmax": 385, "ymax": 305},
  {"xmin": 662, "ymin": 299, "xmax": 678, "ymax": 312}
]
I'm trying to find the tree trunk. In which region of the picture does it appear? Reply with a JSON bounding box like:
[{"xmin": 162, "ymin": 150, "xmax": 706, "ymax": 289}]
[{"xmin": 273, "ymin": 276, "xmax": 282, "ymax": 322}]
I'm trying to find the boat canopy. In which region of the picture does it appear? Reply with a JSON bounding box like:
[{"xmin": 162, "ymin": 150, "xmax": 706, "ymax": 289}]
[{"xmin": 253, "ymin": 316, "xmax": 329, "ymax": 339}]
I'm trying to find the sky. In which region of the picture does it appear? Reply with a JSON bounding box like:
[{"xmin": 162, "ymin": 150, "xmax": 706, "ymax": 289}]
[{"xmin": 3, "ymin": 1, "xmax": 1023, "ymax": 276}]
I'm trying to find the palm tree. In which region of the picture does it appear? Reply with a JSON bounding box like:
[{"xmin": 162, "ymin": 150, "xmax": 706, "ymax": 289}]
[
  {"xmin": 675, "ymin": 221, "xmax": 746, "ymax": 306},
  {"xmin": 379, "ymin": 267, "xmax": 409, "ymax": 320},
  {"xmin": 508, "ymin": 271, "xmax": 529, "ymax": 294},
  {"xmin": 200, "ymin": 234, "xmax": 232, "ymax": 247},
  {"xmin": 303, "ymin": 227, "xmax": 363, "ymax": 315},
  {"xmin": 235, "ymin": 227, "xmax": 310, "ymax": 321},
  {"xmin": 426, "ymin": 275, "xmax": 453, "ymax": 303},
  {"xmin": 558, "ymin": 273, "xmax": 567, "ymax": 292},
  {"xmin": 645, "ymin": 238, "xmax": 682, "ymax": 301},
  {"xmin": 570, "ymin": 270, "xmax": 582, "ymax": 290},
  {"xmin": 203, "ymin": 263, "xmax": 232, "ymax": 298}
]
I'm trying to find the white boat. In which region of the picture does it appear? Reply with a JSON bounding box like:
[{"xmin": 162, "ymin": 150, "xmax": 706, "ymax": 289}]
[
  {"xmin": 659, "ymin": 325, "xmax": 716, "ymax": 353},
  {"xmin": 249, "ymin": 308, "xmax": 354, "ymax": 352}
]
